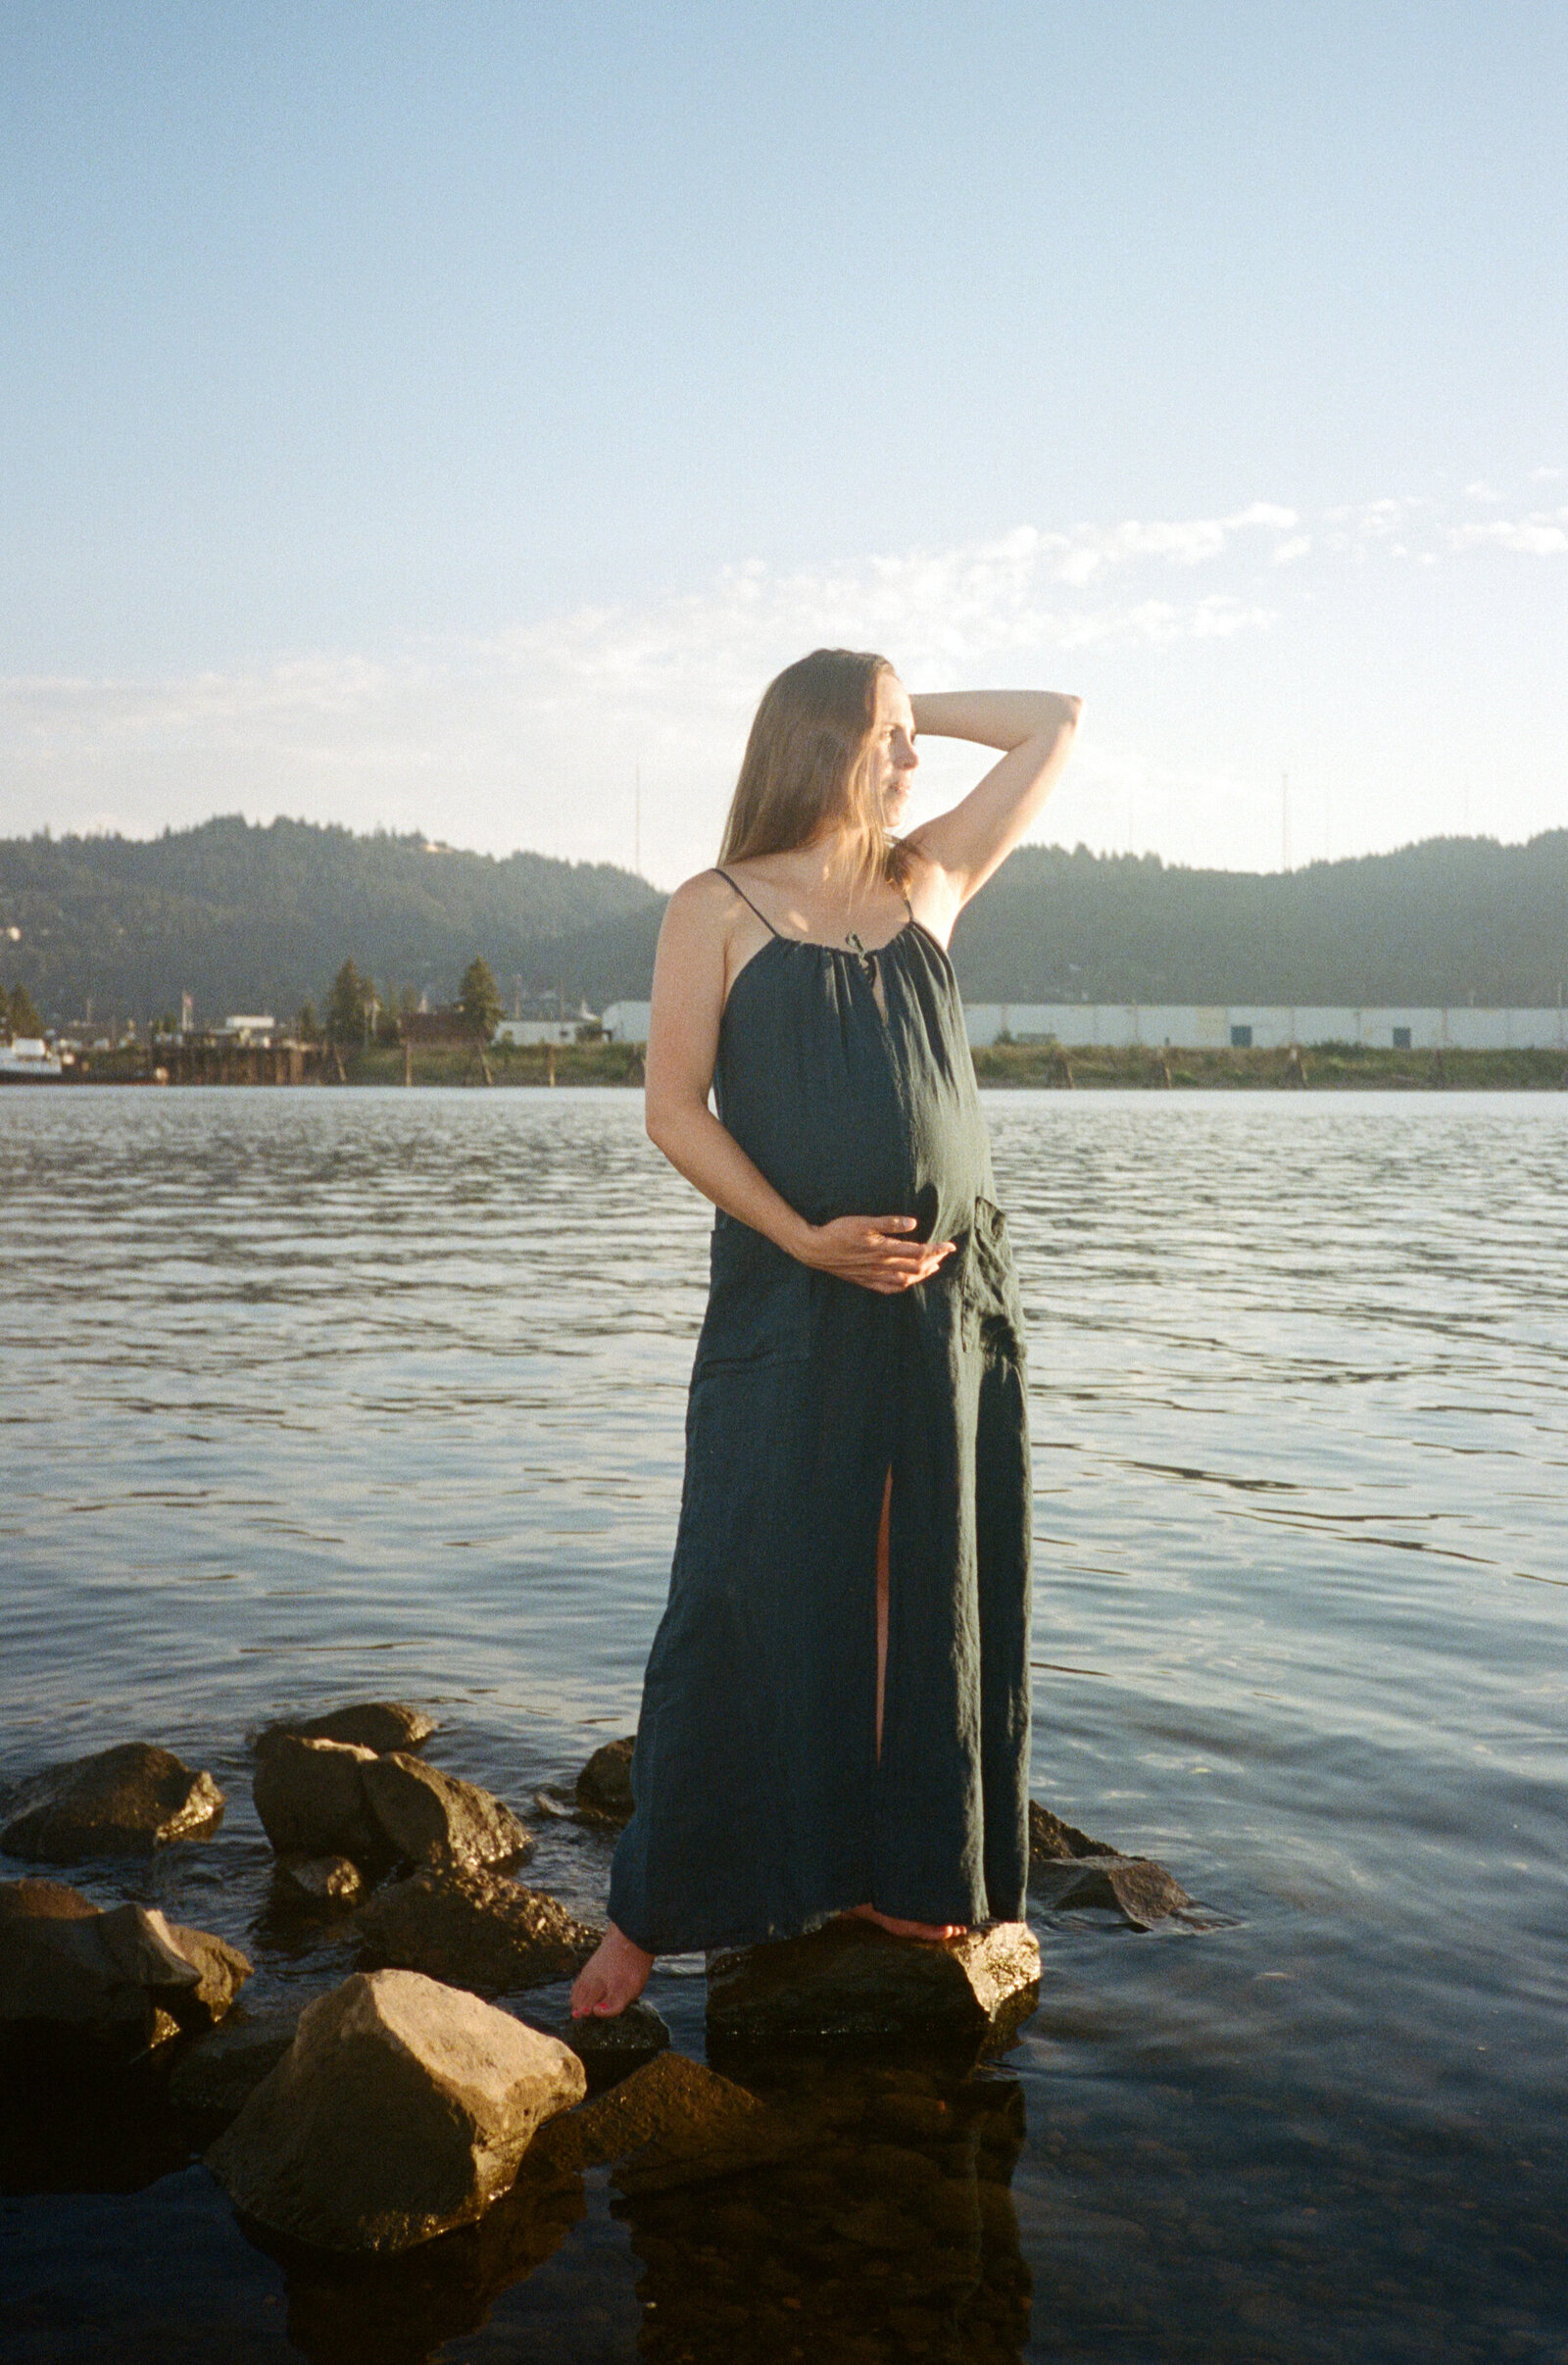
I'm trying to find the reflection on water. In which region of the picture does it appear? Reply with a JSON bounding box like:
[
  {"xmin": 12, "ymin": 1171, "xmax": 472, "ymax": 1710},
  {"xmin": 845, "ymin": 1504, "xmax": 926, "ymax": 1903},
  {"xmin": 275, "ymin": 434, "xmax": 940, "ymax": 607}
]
[{"xmin": 2, "ymin": 1088, "xmax": 1566, "ymax": 2361}]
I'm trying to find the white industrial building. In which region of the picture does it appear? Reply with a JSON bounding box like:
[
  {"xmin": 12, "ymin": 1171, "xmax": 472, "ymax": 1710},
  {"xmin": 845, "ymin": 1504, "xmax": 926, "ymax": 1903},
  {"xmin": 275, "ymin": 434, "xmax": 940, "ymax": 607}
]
[
  {"xmin": 962, "ymin": 1006, "xmax": 1568, "ymax": 1051},
  {"xmin": 601, "ymin": 1001, "xmax": 1566, "ymax": 1052}
]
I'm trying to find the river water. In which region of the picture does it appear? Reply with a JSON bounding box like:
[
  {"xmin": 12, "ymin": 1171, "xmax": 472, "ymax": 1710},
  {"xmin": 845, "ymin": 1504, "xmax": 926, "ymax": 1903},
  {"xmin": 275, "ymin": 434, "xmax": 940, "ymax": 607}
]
[{"xmin": 1, "ymin": 1087, "xmax": 1564, "ymax": 2364}]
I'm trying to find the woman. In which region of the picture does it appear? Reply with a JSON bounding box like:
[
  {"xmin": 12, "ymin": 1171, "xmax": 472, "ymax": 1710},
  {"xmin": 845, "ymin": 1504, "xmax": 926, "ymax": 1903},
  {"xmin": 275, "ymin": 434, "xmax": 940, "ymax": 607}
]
[{"xmin": 571, "ymin": 651, "xmax": 1081, "ymax": 2017}]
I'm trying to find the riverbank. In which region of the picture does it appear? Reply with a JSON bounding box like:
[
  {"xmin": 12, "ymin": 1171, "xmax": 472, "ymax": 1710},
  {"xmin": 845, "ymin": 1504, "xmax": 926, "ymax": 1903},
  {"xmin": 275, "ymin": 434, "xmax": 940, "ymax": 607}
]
[{"xmin": 50, "ymin": 1038, "xmax": 1568, "ymax": 1088}]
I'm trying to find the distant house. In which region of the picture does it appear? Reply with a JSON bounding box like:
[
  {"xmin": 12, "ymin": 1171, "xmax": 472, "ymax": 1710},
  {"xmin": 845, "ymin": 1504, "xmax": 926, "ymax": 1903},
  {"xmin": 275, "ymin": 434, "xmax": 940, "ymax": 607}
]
[
  {"xmin": 217, "ymin": 1013, "xmax": 278, "ymax": 1045},
  {"xmin": 494, "ymin": 1017, "xmax": 584, "ymax": 1046},
  {"xmin": 601, "ymin": 1002, "xmax": 652, "ymax": 1045}
]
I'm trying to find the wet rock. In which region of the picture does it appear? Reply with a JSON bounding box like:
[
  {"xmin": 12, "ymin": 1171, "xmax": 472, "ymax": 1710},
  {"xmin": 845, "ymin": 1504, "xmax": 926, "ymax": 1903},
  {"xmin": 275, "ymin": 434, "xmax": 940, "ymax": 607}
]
[
  {"xmin": 560, "ymin": 1996, "xmax": 670, "ymax": 2091},
  {"xmin": 574, "ymin": 1736, "xmax": 636, "ymax": 1823},
  {"xmin": 1028, "ymin": 1797, "xmax": 1193, "ymax": 1926},
  {"xmin": 356, "ymin": 1867, "xmax": 599, "ymax": 1995},
  {"xmin": 170, "ymin": 2004, "xmax": 305, "ymax": 2117},
  {"xmin": 206, "ymin": 1968, "xmax": 585, "ymax": 2254},
  {"xmin": 0, "ymin": 1880, "xmax": 250, "ymax": 2051},
  {"xmin": 361, "ymin": 1753, "xmax": 533, "ymax": 1875},
  {"xmin": 0, "ymin": 1743, "xmax": 224, "ymax": 1860},
  {"xmin": 706, "ymin": 1917, "xmax": 1041, "ymax": 2053},
  {"xmin": 1032, "ymin": 1854, "xmax": 1194, "ymax": 1929},
  {"xmin": 252, "ymin": 1735, "xmax": 386, "ymax": 1865},
  {"xmin": 532, "ymin": 2049, "xmax": 778, "ymax": 2192},
  {"xmin": 1028, "ymin": 1798, "xmax": 1118, "ymax": 1861},
  {"xmin": 276, "ymin": 1854, "xmax": 366, "ymax": 1909},
  {"xmin": 255, "ymin": 1702, "xmax": 436, "ymax": 1759}
]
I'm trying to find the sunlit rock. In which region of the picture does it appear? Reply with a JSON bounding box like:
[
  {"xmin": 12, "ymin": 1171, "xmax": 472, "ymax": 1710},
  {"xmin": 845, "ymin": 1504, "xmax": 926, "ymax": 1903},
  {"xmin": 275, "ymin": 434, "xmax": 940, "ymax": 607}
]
[
  {"xmin": 255, "ymin": 1701, "xmax": 436, "ymax": 1758},
  {"xmin": 252, "ymin": 1735, "xmax": 385, "ymax": 1864},
  {"xmin": 0, "ymin": 1742, "xmax": 224, "ymax": 1860},
  {"xmin": 706, "ymin": 1917, "xmax": 1041, "ymax": 2052},
  {"xmin": 206, "ymin": 1968, "xmax": 585, "ymax": 2253},
  {"xmin": 361, "ymin": 1753, "xmax": 533, "ymax": 1875},
  {"xmin": 276, "ymin": 1854, "xmax": 366, "ymax": 1908},
  {"xmin": 356, "ymin": 1867, "xmax": 598, "ymax": 1995},
  {"xmin": 0, "ymin": 1880, "xmax": 250, "ymax": 2052}
]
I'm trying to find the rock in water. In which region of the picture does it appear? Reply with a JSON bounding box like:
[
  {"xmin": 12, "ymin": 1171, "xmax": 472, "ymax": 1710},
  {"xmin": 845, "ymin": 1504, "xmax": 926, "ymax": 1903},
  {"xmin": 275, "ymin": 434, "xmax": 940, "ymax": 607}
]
[
  {"xmin": 356, "ymin": 1868, "xmax": 600, "ymax": 1995},
  {"xmin": 1028, "ymin": 1799, "xmax": 1117, "ymax": 1862},
  {"xmin": 0, "ymin": 1744, "xmax": 224, "ymax": 1860},
  {"xmin": 1034, "ymin": 1855, "xmax": 1194, "ymax": 1929},
  {"xmin": 255, "ymin": 1702, "xmax": 436, "ymax": 1758},
  {"xmin": 0, "ymin": 1880, "xmax": 251, "ymax": 2051},
  {"xmin": 532, "ymin": 2049, "xmax": 769, "ymax": 2189},
  {"xmin": 251, "ymin": 1736, "xmax": 386, "ymax": 1865},
  {"xmin": 170, "ymin": 2005, "xmax": 305, "ymax": 2117},
  {"xmin": 206, "ymin": 1968, "xmax": 585, "ymax": 2253},
  {"xmin": 360, "ymin": 1753, "xmax": 533, "ymax": 1875},
  {"xmin": 574, "ymin": 1737, "xmax": 636, "ymax": 1823},
  {"xmin": 705, "ymin": 1918, "xmax": 1041, "ymax": 2053},
  {"xmin": 561, "ymin": 1997, "xmax": 670, "ymax": 2091},
  {"xmin": 276, "ymin": 1855, "xmax": 366, "ymax": 1908},
  {"xmin": 1027, "ymin": 1797, "xmax": 1193, "ymax": 1926}
]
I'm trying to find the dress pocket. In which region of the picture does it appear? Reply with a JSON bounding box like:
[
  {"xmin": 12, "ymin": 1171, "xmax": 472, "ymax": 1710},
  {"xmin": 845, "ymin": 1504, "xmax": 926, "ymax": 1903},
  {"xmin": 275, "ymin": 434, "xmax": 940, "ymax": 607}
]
[{"xmin": 959, "ymin": 1198, "xmax": 1027, "ymax": 1360}]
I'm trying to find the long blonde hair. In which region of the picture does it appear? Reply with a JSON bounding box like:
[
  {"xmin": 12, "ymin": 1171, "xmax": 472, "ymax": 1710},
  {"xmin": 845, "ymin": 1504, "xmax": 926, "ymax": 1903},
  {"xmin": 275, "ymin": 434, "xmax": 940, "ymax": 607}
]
[{"xmin": 718, "ymin": 648, "xmax": 912, "ymax": 895}]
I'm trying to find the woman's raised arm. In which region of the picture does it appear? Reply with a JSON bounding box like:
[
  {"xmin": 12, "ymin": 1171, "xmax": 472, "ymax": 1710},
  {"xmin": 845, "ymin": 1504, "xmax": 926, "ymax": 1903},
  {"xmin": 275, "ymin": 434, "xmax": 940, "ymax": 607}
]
[{"xmin": 906, "ymin": 689, "xmax": 1082, "ymax": 934}]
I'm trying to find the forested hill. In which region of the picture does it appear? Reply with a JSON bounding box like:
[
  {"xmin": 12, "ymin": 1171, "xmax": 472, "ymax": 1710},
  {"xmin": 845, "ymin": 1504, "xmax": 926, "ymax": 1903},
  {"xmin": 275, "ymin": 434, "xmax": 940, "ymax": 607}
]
[
  {"xmin": 0, "ymin": 816, "xmax": 664, "ymax": 1026},
  {"xmin": 951, "ymin": 831, "xmax": 1568, "ymax": 1008},
  {"xmin": 1, "ymin": 815, "xmax": 1564, "ymax": 1025}
]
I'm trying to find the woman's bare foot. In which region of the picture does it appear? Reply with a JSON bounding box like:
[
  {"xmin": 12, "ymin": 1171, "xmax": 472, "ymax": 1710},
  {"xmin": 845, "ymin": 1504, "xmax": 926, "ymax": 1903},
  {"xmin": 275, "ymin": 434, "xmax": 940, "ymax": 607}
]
[
  {"xmin": 570, "ymin": 1922, "xmax": 654, "ymax": 2018},
  {"xmin": 847, "ymin": 1902, "xmax": 966, "ymax": 1943}
]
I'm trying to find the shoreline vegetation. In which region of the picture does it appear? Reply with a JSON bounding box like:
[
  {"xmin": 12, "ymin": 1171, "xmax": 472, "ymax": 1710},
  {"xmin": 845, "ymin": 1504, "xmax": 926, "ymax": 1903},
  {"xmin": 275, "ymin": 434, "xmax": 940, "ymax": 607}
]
[{"xmin": 41, "ymin": 1038, "xmax": 1568, "ymax": 1090}]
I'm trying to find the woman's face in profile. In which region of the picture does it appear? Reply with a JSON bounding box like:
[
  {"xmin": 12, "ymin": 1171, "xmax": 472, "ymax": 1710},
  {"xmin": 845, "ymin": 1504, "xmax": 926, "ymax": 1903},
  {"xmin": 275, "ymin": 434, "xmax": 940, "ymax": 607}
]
[{"xmin": 871, "ymin": 673, "xmax": 919, "ymax": 826}]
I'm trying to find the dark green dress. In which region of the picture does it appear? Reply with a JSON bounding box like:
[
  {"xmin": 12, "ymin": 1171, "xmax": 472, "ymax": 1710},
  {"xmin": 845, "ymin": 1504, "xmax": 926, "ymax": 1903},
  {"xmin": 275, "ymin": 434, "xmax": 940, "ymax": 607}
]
[{"xmin": 608, "ymin": 874, "xmax": 1032, "ymax": 1953}]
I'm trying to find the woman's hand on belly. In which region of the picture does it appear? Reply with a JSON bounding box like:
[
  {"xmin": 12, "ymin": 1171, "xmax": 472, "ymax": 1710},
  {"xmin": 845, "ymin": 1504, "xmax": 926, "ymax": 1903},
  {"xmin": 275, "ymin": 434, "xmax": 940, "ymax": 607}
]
[{"xmin": 798, "ymin": 1214, "xmax": 956, "ymax": 1295}]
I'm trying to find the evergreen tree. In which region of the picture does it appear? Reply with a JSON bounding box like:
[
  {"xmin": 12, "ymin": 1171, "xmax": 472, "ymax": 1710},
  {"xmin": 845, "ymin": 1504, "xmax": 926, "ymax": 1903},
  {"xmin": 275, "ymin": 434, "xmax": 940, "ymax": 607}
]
[
  {"xmin": 296, "ymin": 1000, "xmax": 319, "ymax": 1042},
  {"xmin": 325, "ymin": 961, "xmax": 368, "ymax": 1043},
  {"xmin": 459, "ymin": 956, "xmax": 503, "ymax": 1040},
  {"xmin": 5, "ymin": 982, "xmax": 43, "ymax": 1037}
]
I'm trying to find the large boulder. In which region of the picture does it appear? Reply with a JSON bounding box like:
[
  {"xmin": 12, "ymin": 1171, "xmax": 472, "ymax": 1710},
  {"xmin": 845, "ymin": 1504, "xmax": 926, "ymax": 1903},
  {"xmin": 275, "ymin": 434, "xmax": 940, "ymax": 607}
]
[
  {"xmin": 255, "ymin": 1702, "xmax": 436, "ymax": 1759},
  {"xmin": 706, "ymin": 1918, "xmax": 1041, "ymax": 2053},
  {"xmin": 574, "ymin": 1736, "xmax": 636, "ymax": 1824},
  {"xmin": 0, "ymin": 1743, "xmax": 224, "ymax": 1860},
  {"xmin": 0, "ymin": 1879, "xmax": 250, "ymax": 2051},
  {"xmin": 356, "ymin": 1868, "xmax": 599, "ymax": 1996},
  {"xmin": 360, "ymin": 1753, "xmax": 533, "ymax": 1876},
  {"xmin": 169, "ymin": 2004, "xmax": 305, "ymax": 2117},
  {"xmin": 1028, "ymin": 1797, "xmax": 1193, "ymax": 1928},
  {"xmin": 252, "ymin": 1736, "xmax": 386, "ymax": 1864},
  {"xmin": 206, "ymin": 1968, "xmax": 585, "ymax": 2253}
]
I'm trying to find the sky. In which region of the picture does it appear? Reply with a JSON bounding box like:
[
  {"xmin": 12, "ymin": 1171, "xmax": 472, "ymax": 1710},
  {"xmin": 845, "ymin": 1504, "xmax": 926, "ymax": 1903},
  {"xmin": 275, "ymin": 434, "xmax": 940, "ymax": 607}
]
[{"xmin": 2, "ymin": 0, "xmax": 1565, "ymax": 887}]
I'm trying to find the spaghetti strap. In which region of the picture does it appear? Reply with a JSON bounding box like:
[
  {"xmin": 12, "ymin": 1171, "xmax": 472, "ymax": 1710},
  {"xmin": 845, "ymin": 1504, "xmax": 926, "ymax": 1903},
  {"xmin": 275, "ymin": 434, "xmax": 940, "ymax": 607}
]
[{"xmin": 713, "ymin": 867, "xmax": 782, "ymax": 936}]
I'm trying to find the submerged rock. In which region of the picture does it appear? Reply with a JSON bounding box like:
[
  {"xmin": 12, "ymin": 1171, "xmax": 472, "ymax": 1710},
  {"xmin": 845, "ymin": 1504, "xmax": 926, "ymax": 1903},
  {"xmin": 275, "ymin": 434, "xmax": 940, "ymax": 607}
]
[
  {"xmin": 0, "ymin": 1879, "xmax": 250, "ymax": 2051},
  {"xmin": 206, "ymin": 1968, "xmax": 585, "ymax": 2253},
  {"xmin": 361, "ymin": 1753, "xmax": 533, "ymax": 1876},
  {"xmin": 560, "ymin": 1997, "xmax": 670, "ymax": 2091},
  {"xmin": 0, "ymin": 1743, "xmax": 224, "ymax": 1861},
  {"xmin": 170, "ymin": 2004, "xmax": 305, "ymax": 2117},
  {"xmin": 255, "ymin": 1702, "xmax": 436, "ymax": 1759},
  {"xmin": 574, "ymin": 1736, "xmax": 636, "ymax": 1824},
  {"xmin": 1028, "ymin": 1797, "xmax": 1193, "ymax": 1927},
  {"xmin": 276, "ymin": 1854, "xmax": 366, "ymax": 1909},
  {"xmin": 356, "ymin": 1867, "xmax": 599, "ymax": 1995},
  {"xmin": 706, "ymin": 1918, "xmax": 1041, "ymax": 2053},
  {"xmin": 1031, "ymin": 1854, "xmax": 1194, "ymax": 1930},
  {"xmin": 252, "ymin": 1736, "xmax": 386, "ymax": 1865},
  {"xmin": 532, "ymin": 2048, "xmax": 775, "ymax": 2191}
]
